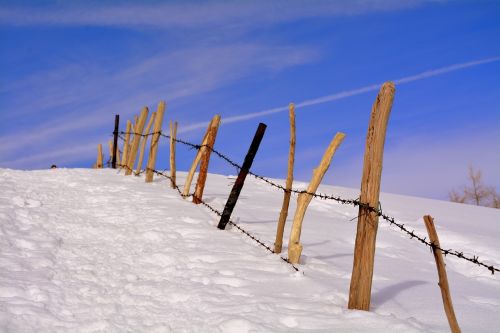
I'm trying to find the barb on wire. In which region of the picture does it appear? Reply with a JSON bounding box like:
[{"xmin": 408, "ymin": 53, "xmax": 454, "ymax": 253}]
[{"xmin": 113, "ymin": 130, "xmax": 499, "ymax": 274}]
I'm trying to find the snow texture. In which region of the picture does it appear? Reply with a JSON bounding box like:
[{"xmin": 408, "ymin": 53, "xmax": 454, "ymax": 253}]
[{"xmin": 0, "ymin": 168, "xmax": 499, "ymax": 332}]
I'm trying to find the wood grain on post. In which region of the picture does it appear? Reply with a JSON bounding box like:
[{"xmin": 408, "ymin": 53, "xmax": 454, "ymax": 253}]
[
  {"xmin": 121, "ymin": 120, "xmax": 132, "ymax": 169},
  {"xmin": 423, "ymin": 215, "xmax": 462, "ymax": 333},
  {"xmin": 182, "ymin": 117, "xmax": 217, "ymax": 197},
  {"xmin": 288, "ymin": 132, "xmax": 345, "ymax": 264},
  {"xmin": 169, "ymin": 120, "xmax": 178, "ymax": 188},
  {"xmin": 145, "ymin": 101, "xmax": 166, "ymax": 183},
  {"xmin": 136, "ymin": 112, "xmax": 156, "ymax": 175},
  {"xmin": 348, "ymin": 82, "xmax": 395, "ymax": 311},
  {"xmin": 193, "ymin": 115, "xmax": 221, "ymax": 204},
  {"xmin": 274, "ymin": 103, "xmax": 296, "ymax": 253},
  {"xmin": 96, "ymin": 144, "xmax": 104, "ymax": 168},
  {"xmin": 125, "ymin": 107, "xmax": 149, "ymax": 175}
]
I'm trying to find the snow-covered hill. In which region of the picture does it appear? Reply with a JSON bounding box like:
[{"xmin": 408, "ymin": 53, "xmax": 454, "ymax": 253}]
[{"xmin": 1, "ymin": 168, "xmax": 499, "ymax": 332}]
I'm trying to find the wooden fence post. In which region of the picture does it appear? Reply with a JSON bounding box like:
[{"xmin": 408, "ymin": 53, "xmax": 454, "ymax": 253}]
[
  {"xmin": 169, "ymin": 120, "xmax": 178, "ymax": 188},
  {"xmin": 217, "ymin": 123, "xmax": 267, "ymax": 230},
  {"xmin": 274, "ymin": 103, "xmax": 296, "ymax": 253},
  {"xmin": 182, "ymin": 116, "xmax": 220, "ymax": 197},
  {"xmin": 348, "ymin": 82, "xmax": 395, "ymax": 311},
  {"xmin": 193, "ymin": 117, "xmax": 221, "ymax": 204},
  {"xmin": 125, "ymin": 107, "xmax": 149, "ymax": 175},
  {"xmin": 423, "ymin": 215, "xmax": 462, "ymax": 333},
  {"xmin": 145, "ymin": 101, "xmax": 166, "ymax": 183},
  {"xmin": 121, "ymin": 120, "xmax": 132, "ymax": 169},
  {"xmin": 135, "ymin": 112, "xmax": 156, "ymax": 175},
  {"xmin": 112, "ymin": 114, "xmax": 119, "ymax": 169},
  {"xmin": 287, "ymin": 132, "xmax": 345, "ymax": 263},
  {"xmin": 96, "ymin": 144, "xmax": 104, "ymax": 168}
]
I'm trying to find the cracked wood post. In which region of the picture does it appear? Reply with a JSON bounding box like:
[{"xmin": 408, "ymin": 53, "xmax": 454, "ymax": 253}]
[
  {"xmin": 121, "ymin": 120, "xmax": 132, "ymax": 169},
  {"xmin": 96, "ymin": 144, "xmax": 104, "ymax": 168},
  {"xmin": 182, "ymin": 116, "xmax": 219, "ymax": 197},
  {"xmin": 287, "ymin": 132, "xmax": 345, "ymax": 264},
  {"xmin": 423, "ymin": 215, "xmax": 462, "ymax": 333},
  {"xmin": 112, "ymin": 114, "xmax": 119, "ymax": 169},
  {"xmin": 145, "ymin": 101, "xmax": 166, "ymax": 183},
  {"xmin": 135, "ymin": 112, "xmax": 156, "ymax": 175},
  {"xmin": 125, "ymin": 107, "xmax": 149, "ymax": 175},
  {"xmin": 218, "ymin": 123, "xmax": 267, "ymax": 230},
  {"xmin": 274, "ymin": 103, "xmax": 296, "ymax": 253},
  {"xmin": 348, "ymin": 82, "xmax": 395, "ymax": 311},
  {"xmin": 169, "ymin": 120, "xmax": 178, "ymax": 188},
  {"xmin": 193, "ymin": 116, "xmax": 221, "ymax": 204}
]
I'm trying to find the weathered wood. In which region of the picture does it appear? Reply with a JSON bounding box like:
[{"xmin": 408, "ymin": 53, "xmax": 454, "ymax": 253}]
[
  {"xmin": 96, "ymin": 144, "xmax": 104, "ymax": 168},
  {"xmin": 121, "ymin": 120, "xmax": 132, "ymax": 169},
  {"xmin": 423, "ymin": 215, "xmax": 462, "ymax": 333},
  {"xmin": 348, "ymin": 82, "xmax": 395, "ymax": 311},
  {"xmin": 274, "ymin": 103, "xmax": 296, "ymax": 253},
  {"xmin": 125, "ymin": 107, "xmax": 149, "ymax": 175},
  {"xmin": 112, "ymin": 114, "xmax": 119, "ymax": 169},
  {"xmin": 193, "ymin": 115, "xmax": 221, "ymax": 204},
  {"xmin": 218, "ymin": 123, "xmax": 267, "ymax": 230},
  {"xmin": 182, "ymin": 117, "xmax": 217, "ymax": 197},
  {"xmin": 169, "ymin": 120, "xmax": 178, "ymax": 188},
  {"xmin": 136, "ymin": 112, "xmax": 156, "ymax": 175},
  {"xmin": 287, "ymin": 132, "xmax": 345, "ymax": 263},
  {"xmin": 145, "ymin": 101, "xmax": 166, "ymax": 183}
]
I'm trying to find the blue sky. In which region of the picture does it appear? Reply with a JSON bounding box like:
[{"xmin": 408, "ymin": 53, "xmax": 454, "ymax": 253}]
[{"xmin": 0, "ymin": 0, "xmax": 499, "ymax": 200}]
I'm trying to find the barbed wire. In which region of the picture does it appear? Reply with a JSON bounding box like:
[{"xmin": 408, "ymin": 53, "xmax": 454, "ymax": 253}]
[
  {"xmin": 115, "ymin": 162, "xmax": 300, "ymax": 273},
  {"xmin": 115, "ymin": 130, "xmax": 499, "ymax": 274}
]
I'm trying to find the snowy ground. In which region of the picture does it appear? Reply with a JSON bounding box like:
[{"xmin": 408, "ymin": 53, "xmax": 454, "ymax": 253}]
[{"xmin": 1, "ymin": 168, "xmax": 499, "ymax": 332}]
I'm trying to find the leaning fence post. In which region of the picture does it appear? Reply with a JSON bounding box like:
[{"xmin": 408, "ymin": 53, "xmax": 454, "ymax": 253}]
[
  {"xmin": 193, "ymin": 117, "xmax": 221, "ymax": 204},
  {"xmin": 121, "ymin": 120, "xmax": 132, "ymax": 169},
  {"xmin": 125, "ymin": 107, "xmax": 149, "ymax": 175},
  {"xmin": 96, "ymin": 144, "xmax": 104, "ymax": 168},
  {"xmin": 348, "ymin": 82, "xmax": 395, "ymax": 311},
  {"xmin": 112, "ymin": 114, "xmax": 119, "ymax": 169},
  {"xmin": 169, "ymin": 120, "xmax": 178, "ymax": 188},
  {"xmin": 287, "ymin": 132, "xmax": 345, "ymax": 264},
  {"xmin": 145, "ymin": 101, "xmax": 166, "ymax": 183},
  {"xmin": 135, "ymin": 112, "xmax": 156, "ymax": 175},
  {"xmin": 423, "ymin": 215, "xmax": 462, "ymax": 333},
  {"xmin": 274, "ymin": 103, "xmax": 296, "ymax": 253},
  {"xmin": 217, "ymin": 123, "xmax": 267, "ymax": 230}
]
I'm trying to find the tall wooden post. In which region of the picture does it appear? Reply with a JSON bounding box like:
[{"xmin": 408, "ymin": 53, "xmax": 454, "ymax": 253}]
[
  {"xmin": 348, "ymin": 82, "xmax": 395, "ymax": 311},
  {"xmin": 145, "ymin": 101, "xmax": 166, "ymax": 183},
  {"xmin": 193, "ymin": 116, "xmax": 221, "ymax": 204},
  {"xmin": 112, "ymin": 114, "xmax": 119, "ymax": 169},
  {"xmin": 169, "ymin": 120, "xmax": 178, "ymax": 188},
  {"xmin": 274, "ymin": 103, "xmax": 296, "ymax": 253},
  {"xmin": 96, "ymin": 144, "xmax": 104, "ymax": 168},
  {"xmin": 287, "ymin": 132, "xmax": 345, "ymax": 264},
  {"xmin": 125, "ymin": 107, "xmax": 149, "ymax": 175},
  {"xmin": 423, "ymin": 215, "xmax": 462, "ymax": 333},
  {"xmin": 217, "ymin": 123, "xmax": 267, "ymax": 230},
  {"xmin": 135, "ymin": 112, "xmax": 156, "ymax": 175},
  {"xmin": 121, "ymin": 120, "xmax": 132, "ymax": 169}
]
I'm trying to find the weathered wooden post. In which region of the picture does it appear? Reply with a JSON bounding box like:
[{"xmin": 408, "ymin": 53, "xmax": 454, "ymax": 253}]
[
  {"xmin": 287, "ymin": 132, "xmax": 345, "ymax": 263},
  {"xmin": 125, "ymin": 107, "xmax": 149, "ymax": 175},
  {"xmin": 193, "ymin": 117, "xmax": 221, "ymax": 204},
  {"xmin": 423, "ymin": 215, "xmax": 462, "ymax": 333},
  {"xmin": 348, "ymin": 82, "xmax": 395, "ymax": 311},
  {"xmin": 121, "ymin": 120, "xmax": 132, "ymax": 169},
  {"xmin": 96, "ymin": 144, "xmax": 104, "ymax": 168},
  {"xmin": 217, "ymin": 123, "xmax": 267, "ymax": 230},
  {"xmin": 169, "ymin": 120, "xmax": 178, "ymax": 188},
  {"xmin": 135, "ymin": 112, "xmax": 156, "ymax": 175},
  {"xmin": 274, "ymin": 103, "xmax": 296, "ymax": 253},
  {"xmin": 112, "ymin": 114, "xmax": 119, "ymax": 169},
  {"xmin": 145, "ymin": 101, "xmax": 166, "ymax": 183}
]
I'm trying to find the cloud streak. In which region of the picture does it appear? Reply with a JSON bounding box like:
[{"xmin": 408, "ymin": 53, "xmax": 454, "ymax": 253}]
[{"xmin": 180, "ymin": 56, "xmax": 500, "ymax": 133}]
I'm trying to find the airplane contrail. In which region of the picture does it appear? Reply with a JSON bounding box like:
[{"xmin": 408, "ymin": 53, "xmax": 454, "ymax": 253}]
[{"xmin": 179, "ymin": 56, "xmax": 500, "ymax": 133}]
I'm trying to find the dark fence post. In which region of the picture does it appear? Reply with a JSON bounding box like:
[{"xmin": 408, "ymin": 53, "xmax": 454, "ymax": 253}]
[
  {"xmin": 217, "ymin": 123, "xmax": 267, "ymax": 230},
  {"xmin": 112, "ymin": 114, "xmax": 120, "ymax": 169}
]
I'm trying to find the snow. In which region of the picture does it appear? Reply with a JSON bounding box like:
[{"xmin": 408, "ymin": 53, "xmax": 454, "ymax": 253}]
[{"xmin": 1, "ymin": 168, "xmax": 499, "ymax": 332}]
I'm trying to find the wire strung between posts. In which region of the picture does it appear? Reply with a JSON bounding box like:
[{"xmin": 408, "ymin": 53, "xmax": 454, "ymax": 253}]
[
  {"xmin": 115, "ymin": 162, "xmax": 300, "ymax": 273},
  {"xmin": 116, "ymin": 131, "xmax": 499, "ymax": 274}
]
